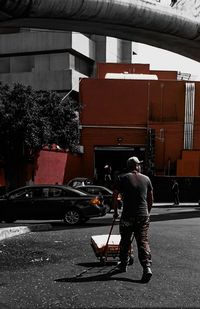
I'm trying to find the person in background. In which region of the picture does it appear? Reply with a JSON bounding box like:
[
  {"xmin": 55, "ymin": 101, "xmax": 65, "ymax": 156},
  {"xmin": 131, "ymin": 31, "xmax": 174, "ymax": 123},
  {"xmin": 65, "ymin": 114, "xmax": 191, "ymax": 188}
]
[
  {"xmin": 172, "ymin": 179, "xmax": 179, "ymax": 206},
  {"xmin": 112, "ymin": 156, "xmax": 154, "ymax": 283},
  {"xmin": 104, "ymin": 164, "xmax": 112, "ymax": 187}
]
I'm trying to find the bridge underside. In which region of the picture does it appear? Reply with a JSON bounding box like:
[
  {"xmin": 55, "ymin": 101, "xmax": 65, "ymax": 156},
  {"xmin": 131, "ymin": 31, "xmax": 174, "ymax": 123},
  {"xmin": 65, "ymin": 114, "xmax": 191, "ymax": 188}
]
[{"xmin": 0, "ymin": 0, "xmax": 200, "ymax": 62}]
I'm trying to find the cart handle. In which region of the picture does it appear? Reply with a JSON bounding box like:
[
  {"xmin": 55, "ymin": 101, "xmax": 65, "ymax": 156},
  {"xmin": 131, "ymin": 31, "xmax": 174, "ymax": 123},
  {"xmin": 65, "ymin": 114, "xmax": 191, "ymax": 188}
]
[{"xmin": 103, "ymin": 217, "xmax": 116, "ymax": 259}]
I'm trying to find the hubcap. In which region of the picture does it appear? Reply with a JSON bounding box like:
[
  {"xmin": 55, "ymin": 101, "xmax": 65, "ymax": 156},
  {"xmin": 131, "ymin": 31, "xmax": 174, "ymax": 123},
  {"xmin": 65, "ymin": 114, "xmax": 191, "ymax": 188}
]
[{"xmin": 65, "ymin": 210, "xmax": 80, "ymax": 225}]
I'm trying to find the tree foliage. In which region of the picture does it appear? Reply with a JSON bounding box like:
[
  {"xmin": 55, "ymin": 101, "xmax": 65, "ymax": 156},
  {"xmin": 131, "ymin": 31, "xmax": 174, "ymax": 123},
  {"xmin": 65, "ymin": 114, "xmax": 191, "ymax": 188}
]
[{"xmin": 0, "ymin": 82, "xmax": 80, "ymax": 188}]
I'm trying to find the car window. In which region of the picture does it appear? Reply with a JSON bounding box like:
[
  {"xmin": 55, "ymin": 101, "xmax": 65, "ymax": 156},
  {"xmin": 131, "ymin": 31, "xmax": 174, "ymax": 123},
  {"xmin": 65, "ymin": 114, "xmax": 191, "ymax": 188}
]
[
  {"xmin": 62, "ymin": 189, "xmax": 79, "ymax": 197},
  {"xmin": 9, "ymin": 189, "xmax": 33, "ymax": 199},
  {"xmin": 99, "ymin": 188, "xmax": 111, "ymax": 195},
  {"xmin": 32, "ymin": 188, "xmax": 64, "ymax": 198},
  {"xmin": 64, "ymin": 187, "xmax": 88, "ymax": 197},
  {"xmin": 80, "ymin": 187, "xmax": 93, "ymax": 194},
  {"xmin": 79, "ymin": 187, "xmax": 110, "ymax": 195},
  {"xmin": 48, "ymin": 188, "xmax": 63, "ymax": 197},
  {"xmin": 32, "ymin": 188, "xmax": 43, "ymax": 198},
  {"xmin": 86, "ymin": 188, "xmax": 99, "ymax": 195}
]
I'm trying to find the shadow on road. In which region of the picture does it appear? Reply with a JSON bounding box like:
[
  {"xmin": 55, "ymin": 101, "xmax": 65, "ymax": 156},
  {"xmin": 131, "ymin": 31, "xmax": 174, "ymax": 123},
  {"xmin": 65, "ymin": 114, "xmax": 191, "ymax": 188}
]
[
  {"xmin": 52, "ymin": 210, "xmax": 200, "ymax": 230},
  {"xmin": 54, "ymin": 261, "xmax": 146, "ymax": 284},
  {"xmin": 6, "ymin": 208, "xmax": 199, "ymax": 232},
  {"xmin": 151, "ymin": 210, "xmax": 200, "ymax": 222},
  {"xmin": 54, "ymin": 274, "xmax": 141, "ymax": 284},
  {"xmin": 55, "ymin": 268, "xmax": 141, "ymax": 284},
  {"xmin": 51, "ymin": 217, "xmax": 115, "ymax": 231}
]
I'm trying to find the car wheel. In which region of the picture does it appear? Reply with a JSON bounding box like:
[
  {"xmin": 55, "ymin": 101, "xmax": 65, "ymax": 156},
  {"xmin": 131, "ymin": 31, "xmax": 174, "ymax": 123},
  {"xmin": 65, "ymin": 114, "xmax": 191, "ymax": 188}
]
[
  {"xmin": 64, "ymin": 209, "xmax": 82, "ymax": 225},
  {"xmin": 105, "ymin": 204, "xmax": 111, "ymax": 213},
  {"xmin": 100, "ymin": 256, "xmax": 106, "ymax": 265}
]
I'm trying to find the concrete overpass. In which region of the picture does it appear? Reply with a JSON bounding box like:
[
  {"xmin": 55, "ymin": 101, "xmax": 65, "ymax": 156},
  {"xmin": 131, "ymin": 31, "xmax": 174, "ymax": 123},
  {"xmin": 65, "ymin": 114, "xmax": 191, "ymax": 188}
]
[{"xmin": 0, "ymin": 0, "xmax": 200, "ymax": 62}]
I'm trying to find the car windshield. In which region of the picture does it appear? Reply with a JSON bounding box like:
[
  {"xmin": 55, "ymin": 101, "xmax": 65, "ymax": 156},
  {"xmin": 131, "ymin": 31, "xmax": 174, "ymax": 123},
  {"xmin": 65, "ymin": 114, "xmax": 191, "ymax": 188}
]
[{"xmin": 67, "ymin": 178, "xmax": 93, "ymax": 187}]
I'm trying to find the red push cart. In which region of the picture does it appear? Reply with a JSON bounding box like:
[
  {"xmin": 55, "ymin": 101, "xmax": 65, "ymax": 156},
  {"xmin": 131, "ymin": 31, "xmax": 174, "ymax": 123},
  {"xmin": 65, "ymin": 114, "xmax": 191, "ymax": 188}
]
[{"xmin": 90, "ymin": 218, "xmax": 134, "ymax": 265}]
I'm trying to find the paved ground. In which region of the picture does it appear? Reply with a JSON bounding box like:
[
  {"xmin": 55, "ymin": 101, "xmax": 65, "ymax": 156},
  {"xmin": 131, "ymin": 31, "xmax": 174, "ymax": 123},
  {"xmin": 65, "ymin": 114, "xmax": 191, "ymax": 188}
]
[
  {"xmin": 0, "ymin": 207, "xmax": 199, "ymax": 308},
  {"xmin": 0, "ymin": 203, "xmax": 199, "ymax": 241}
]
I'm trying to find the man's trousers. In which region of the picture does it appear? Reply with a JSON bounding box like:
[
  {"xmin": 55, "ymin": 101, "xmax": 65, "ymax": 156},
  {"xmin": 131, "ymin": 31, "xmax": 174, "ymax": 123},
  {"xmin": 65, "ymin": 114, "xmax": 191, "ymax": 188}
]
[{"xmin": 119, "ymin": 216, "xmax": 152, "ymax": 268}]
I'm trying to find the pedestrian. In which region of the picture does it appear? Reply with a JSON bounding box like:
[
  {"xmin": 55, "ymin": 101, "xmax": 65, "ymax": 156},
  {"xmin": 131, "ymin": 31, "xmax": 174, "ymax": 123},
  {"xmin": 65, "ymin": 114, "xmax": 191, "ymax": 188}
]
[
  {"xmin": 104, "ymin": 164, "xmax": 112, "ymax": 187},
  {"xmin": 112, "ymin": 156, "xmax": 153, "ymax": 283},
  {"xmin": 172, "ymin": 179, "xmax": 179, "ymax": 205}
]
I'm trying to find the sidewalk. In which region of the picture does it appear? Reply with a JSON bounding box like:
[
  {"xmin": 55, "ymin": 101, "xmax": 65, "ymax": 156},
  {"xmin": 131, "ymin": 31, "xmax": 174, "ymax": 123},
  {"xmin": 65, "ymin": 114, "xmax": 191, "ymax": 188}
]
[
  {"xmin": 153, "ymin": 202, "xmax": 199, "ymax": 208},
  {"xmin": 0, "ymin": 223, "xmax": 52, "ymax": 241}
]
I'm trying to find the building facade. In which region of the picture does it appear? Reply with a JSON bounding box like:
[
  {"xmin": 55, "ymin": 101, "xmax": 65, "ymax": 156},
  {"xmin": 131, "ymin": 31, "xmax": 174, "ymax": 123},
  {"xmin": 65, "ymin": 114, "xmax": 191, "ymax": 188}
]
[
  {"xmin": 0, "ymin": 28, "xmax": 132, "ymax": 96},
  {"xmin": 63, "ymin": 63, "xmax": 200, "ymax": 183},
  {"xmin": 59, "ymin": 62, "xmax": 200, "ymax": 202},
  {"xmin": 0, "ymin": 28, "xmax": 132, "ymax": 188}
]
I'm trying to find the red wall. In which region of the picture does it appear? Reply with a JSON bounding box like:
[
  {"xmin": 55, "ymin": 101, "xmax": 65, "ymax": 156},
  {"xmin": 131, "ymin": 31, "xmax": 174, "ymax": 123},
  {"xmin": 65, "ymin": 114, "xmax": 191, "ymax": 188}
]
[
  {"xmin": 34, "ymin": 150, "xmax": 68, "ymax": 184},
  {"xmin": 177, "ymin": 150, "xmax": 200, "ymax": 176},
  {"xmin": 32, "ymin": 77, "xmax": 200, "ymax": 181},
  {"xmin": 78, "ymin": 77, "xmax": 200, "ymax": 178},
  {"xmin": 96, "ymin": 63, "xmax": 177, "ymax": 80},
  {"xmin": 80, "ymin": 79, "xmax": 149, "ymax": 126},
  {"xmin": 151, "ymin": 70, "xmax": 177, "ymax": 80}
]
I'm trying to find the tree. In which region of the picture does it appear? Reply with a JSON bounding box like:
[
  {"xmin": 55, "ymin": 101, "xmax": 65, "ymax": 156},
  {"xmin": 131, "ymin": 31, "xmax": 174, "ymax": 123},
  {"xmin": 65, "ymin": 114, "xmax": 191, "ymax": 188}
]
[{"xmin": 0, "ymin": 82, "xmax": 80, "ymax": 190}]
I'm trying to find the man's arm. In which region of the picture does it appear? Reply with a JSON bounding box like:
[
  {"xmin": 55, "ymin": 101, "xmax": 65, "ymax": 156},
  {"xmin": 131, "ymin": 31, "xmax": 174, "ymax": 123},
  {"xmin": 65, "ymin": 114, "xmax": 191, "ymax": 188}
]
[{"xmin": 147, "ymin": 189, "xmax": 153, "ymax": 213}]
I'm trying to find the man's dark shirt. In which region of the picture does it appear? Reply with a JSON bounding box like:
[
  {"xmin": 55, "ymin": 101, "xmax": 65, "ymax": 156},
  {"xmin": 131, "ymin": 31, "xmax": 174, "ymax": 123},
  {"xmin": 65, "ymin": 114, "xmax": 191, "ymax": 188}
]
[{"xmin": 114, "ymin": 171, "xmax": 153, "ymax": 218}]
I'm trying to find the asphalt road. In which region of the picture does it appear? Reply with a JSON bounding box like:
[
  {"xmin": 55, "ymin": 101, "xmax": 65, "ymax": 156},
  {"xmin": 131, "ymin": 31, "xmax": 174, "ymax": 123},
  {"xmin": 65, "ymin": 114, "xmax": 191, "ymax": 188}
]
[{"xmin": 0, "ymin": 208, "xmax": 200, "ymax": 309}]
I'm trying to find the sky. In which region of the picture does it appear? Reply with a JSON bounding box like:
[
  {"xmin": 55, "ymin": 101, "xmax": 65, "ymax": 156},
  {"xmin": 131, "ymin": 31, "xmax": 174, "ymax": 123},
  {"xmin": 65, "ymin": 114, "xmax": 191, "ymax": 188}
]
[
  {"xmin": 120, "ymin": 0, "xmax": 200, "ymax": 80},
  {"xmin": 132, "ymin": 43, "xmax": 200, "ymax": 80}
]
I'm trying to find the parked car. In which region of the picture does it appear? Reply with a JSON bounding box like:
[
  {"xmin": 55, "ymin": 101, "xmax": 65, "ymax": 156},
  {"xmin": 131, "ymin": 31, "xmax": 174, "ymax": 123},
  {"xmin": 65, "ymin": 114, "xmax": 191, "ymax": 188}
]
[
  {"xmin": 67, "ymin": 177, "xmax": 93, "ymax": 188},
  {"xmin": 76, "ymin": 185, "xmax": 123, "ymax": 212},
  {"xmin": 0, "ymin": 184, "xmax": 107, "ymax": 225}
]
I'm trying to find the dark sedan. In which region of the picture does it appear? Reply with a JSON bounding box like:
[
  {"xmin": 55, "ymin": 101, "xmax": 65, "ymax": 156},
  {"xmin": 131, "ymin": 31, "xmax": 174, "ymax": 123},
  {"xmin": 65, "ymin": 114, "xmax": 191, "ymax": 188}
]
[
  {"xmin": 0, "ymin": 185, "xmax": 107, "ymax": 225},
  {"xmin": 76, "ymin": 185, "xmax": 123, "ymax": 212}
]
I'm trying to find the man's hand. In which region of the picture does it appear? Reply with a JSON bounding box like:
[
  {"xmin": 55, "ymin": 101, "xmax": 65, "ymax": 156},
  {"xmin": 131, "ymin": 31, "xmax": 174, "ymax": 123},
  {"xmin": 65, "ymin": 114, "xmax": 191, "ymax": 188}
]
[
  {"xmin": 113, "ymin": 211, "xmax": 119, "ymax": 219},
  {"xmin": 112, "ymin": 189, "xmax": 120, "ymax": 220}
]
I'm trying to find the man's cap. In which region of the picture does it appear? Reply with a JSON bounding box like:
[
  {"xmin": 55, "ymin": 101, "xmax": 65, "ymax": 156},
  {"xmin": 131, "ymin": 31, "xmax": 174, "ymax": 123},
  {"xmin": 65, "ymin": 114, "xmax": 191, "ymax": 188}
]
[{"xmin": 127, "ymin": 156, "xmax": 143, "ymax": 167}]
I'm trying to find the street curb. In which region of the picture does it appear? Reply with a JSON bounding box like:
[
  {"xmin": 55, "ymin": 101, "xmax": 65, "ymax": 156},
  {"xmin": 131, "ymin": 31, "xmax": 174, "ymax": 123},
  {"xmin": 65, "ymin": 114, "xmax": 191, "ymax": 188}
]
[
  {"xmin": 153, "ymin": 203, "xmax": 199, "ymax": 208},
  {"xmin": 0, "ymin": 224, "xmax": 52, "ymax": 241},
  {"xmin": 28, "ymin": 223, "xmax": 52, "ymax": 232}
]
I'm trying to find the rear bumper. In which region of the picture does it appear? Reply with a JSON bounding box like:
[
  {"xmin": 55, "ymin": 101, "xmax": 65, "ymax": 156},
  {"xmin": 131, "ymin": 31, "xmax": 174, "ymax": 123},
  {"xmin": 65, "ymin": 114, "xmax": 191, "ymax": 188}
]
[
  {"xmin": 87, "ymin": 205, "xmax": 107, "ymax": 218},
  {"xmin": 99, "ymin": 205, "xmax": 107, "ymax": 216}
]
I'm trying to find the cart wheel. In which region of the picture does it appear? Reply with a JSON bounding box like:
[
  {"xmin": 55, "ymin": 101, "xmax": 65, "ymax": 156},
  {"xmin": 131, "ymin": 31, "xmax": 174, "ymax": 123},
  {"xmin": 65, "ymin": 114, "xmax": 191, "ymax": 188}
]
[
  {"xmin": 128, "ymin": 256, "xmax": 134, "ymax": 265},
  {"xmin": 100, "ymin": 257, "xmax": 106, "ymax": 265}
]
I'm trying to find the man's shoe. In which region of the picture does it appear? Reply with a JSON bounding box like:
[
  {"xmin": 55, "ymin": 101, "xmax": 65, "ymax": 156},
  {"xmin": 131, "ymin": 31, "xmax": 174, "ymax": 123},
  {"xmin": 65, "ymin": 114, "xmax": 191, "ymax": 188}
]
[{"xmin": 141, "ymin": 267, "xmax": 152, "ymax": 283}]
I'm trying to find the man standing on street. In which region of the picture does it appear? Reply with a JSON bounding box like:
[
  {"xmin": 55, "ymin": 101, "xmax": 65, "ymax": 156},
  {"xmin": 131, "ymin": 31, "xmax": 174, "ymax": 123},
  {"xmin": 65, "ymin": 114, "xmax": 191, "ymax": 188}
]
[{"xmin": 113, "ymin": 156, "xmax": 154, "ymax": 283}]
